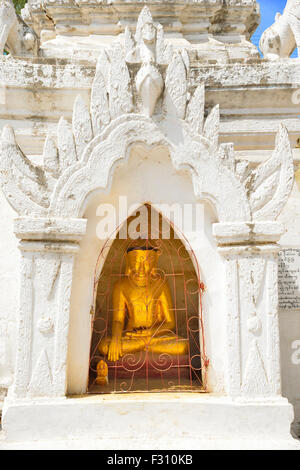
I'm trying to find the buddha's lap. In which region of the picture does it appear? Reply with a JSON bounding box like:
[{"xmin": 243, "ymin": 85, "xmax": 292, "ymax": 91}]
[
  {"xmin": 98, "ymin": 334, "xmax": 188, "ymax": 354},
  {"xmin": 100, "ymin": 335, "xmax": 186, "ymax": 345}
]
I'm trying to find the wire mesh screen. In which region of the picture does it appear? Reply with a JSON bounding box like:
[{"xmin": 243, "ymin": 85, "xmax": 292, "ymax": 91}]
[{"xmin": 88, "ymin": 208, "xmax": 207, "ymax": 394}]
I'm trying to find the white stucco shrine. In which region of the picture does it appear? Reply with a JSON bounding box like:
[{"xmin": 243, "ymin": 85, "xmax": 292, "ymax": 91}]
[{"xmin": 0, "ymin": 0, "xmax": 300, "ymax": 450}]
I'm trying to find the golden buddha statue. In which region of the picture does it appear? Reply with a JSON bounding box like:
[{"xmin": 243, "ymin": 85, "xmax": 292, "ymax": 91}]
[
  {"xmin": 95, "ymin": 360, "xmax": 108, "ymax": 385},
  {"xmin": 98, "ymin": 246, "xmax": 188, "ymax": 362}
]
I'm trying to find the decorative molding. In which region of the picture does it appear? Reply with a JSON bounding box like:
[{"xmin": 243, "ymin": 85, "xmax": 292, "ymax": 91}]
[
  {"xmin": 244, "ymin": 125, "xmax": 294, "ymax": 221},
  {"xmin": 241, "ymin": 340, "xmax": 269, "ymax": 396},
  {"xmin": 223, "ymin": 258, "xmax": 241, "ymax": 396},
  {"xmin": 0, "ymin": 49, "xmax": 293, "ymax": 225},
  {"xmin": 109, "ymin": 45, "xmax": 133, "ymax": 119},
  {"xmin": 13, "ymin": 254, "xmax": 34, "ymax": 397},
  {"xmin": 203, "ymin": 105, "xmax": 220, "ymax": 153},
  {"xmin": 164, "ymin": 52, "xmax": 187, "ymax": 119},
  {"xmin": 0, "ymin": 7, "xmax": 294, "ymax": 225},
  {"xmin": 52, "ymin": 255, "xmax": 77, "ymax": 396},
  {"xmin": 57, "ymin": 117, "xmax": 77, "ymax": 171},
  {"xmin": 21, "ymin": 0, "xmax": 260, "ymax": 45},
  {"xmin": 45, "ymin": 259, "xmax": 61, "ymax": 300},
  {"xmin": 90, "ymin": 51, "xmax": 111, "ymax": 135},
  {"xmin": 213, "ymin": 222, "xmax": 284, "ymax": 246},
  {"xmin": 38, "ymin": 316, "xmax": 54, "ymax": 334},
  {"xmin": 28, "ymin": 349, "xmax": 53, "ymax": 397},
  {"xmin": 185, "ymin": 85, "xmax": 205, "ymax": 136},
  {"xmin": 266, "ymin": 256, "xmax": 282, "ymax": 395},
  {"xmin": 238, "ymin": 256, "xmax": 265, "ymax": 337},
  {"xmin": 14, "ymin": 217, "xmax": 87, "ymax": 242},
  {"xmin": 72, "ymin": 96, "xmax": 93, "ymax": 160},
  {"xmin": 248, "ymin": 258, "xmax": 266, "ymax": 306}
]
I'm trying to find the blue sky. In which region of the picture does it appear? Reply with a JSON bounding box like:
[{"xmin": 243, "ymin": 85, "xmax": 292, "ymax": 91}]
[{"xmin": 253, "ymin": 1, "xmax": 297, "ymax": 56}]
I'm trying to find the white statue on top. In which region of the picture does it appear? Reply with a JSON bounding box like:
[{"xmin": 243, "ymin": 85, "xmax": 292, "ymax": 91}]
[
  {"xmin": 260, "ymin": 0, "xmax": 300, "ymax": 60},
  {"xmin": 0, "ymin": 0, "xmax": 38, "ymax": 56},
  {"xmin": 125, "ymin": 7, "xmax": 168, "ymax": 117}
]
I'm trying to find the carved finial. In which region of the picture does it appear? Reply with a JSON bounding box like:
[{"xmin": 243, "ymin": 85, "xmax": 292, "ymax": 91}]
[
  {"xmin": 91, "ymin": 51, "xmax": 111, "ymax": 135},
  {"xmin": 72, "ymin": 95, "xmax": 93, "ymax": 159},
  {"xmin": 135, "ymin": 6, "xmax": 154, "ymax": 45},
  {"xmin": 57, "ymin": 117, "xmax": 77, "ymax": 171},
  {"xmin": 43, "ymin": 135, "xmax": 59, "ymax": 177},
  {"xmin": 203, "ymin": 104, "xmax": 220, "ymax": 152},
  {"xmin": 126, "ymin": 6, "xmax": 170, "ymax": 65},
  {"xmin": 244, "ymin": 123, "xmax": 294, "ymax": 221},
  {"xmin": 165, "ymin": 52, "xmax": 187, "ymax": 119},
  {"xmin": 186, "ymin": 84, "xmax": 205, "ymax": 135},
  {"xmin": 126, "ymin": 7, "xmax": 165, "ymax": 117}
]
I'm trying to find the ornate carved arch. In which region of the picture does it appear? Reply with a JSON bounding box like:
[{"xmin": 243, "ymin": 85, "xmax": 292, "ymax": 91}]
[
  {"xmin": 0, "ymin": 8, "xmax": 294, "ymax": 225},
  {"xmin": 48, "ymin": 115, "xmax": 250, "ymax": 221}
]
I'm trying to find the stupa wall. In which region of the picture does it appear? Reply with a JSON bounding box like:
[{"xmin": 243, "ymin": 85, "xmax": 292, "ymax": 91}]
[
  {"xmin": 0, "ymin": 0, "xmax": 300, "ymax": 446},
  {"xmin": 1, "ymin": 54, "xmax": 300, "ymax": 425},
  {"xmin": 0, "ymin": 57, "xmax": 300, "ymax": 156}
]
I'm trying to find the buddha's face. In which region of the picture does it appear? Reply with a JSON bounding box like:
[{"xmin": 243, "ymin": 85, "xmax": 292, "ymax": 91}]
[{"xmin": 126, "ymin": 249, "xmax": 159, "ymax": 285}]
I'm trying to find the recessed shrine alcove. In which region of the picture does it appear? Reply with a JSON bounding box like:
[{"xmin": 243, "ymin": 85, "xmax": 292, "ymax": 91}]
[
  {"xmin": 88, "ymin": 205, "xmax": 206, "ymax": 394},
  {"xmin": 66, "ymin": 144, "xmax": 223, "ymax": 397},
  {"xmin": 0, "ymin": 0, "xmax": 298, "ymax": 447}
]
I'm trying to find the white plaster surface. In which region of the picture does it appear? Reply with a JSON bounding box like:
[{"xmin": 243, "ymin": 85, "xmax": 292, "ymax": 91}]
[
  {"xmin": 67, "ymin": 145, "xmax": 225, "ymax": 395},
  {"xmin": 0, "ymin": 191, "xmax": 19, "ymax": 395},
  {"xmin": 1, "ymin": 394, "xmax": 298, "ymax": 448},
  {"xmin": 0, "ymin": 0, "xmax": 300, "ymax": 449}
]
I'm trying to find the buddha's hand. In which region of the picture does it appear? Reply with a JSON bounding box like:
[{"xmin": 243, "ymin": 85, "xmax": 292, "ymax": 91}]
[
  {"xmin": 108, "ymin": 337, "xmax": 123, "ymax": 362},
  {"xmin": 126, "ymin": 328, "xmax": 154, "ymax": 338}
]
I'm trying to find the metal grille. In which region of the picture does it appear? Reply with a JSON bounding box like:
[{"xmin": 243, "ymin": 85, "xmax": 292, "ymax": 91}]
[{"xmin": 88, "ymin": 210, "xmax": 208, "ymax": 394}]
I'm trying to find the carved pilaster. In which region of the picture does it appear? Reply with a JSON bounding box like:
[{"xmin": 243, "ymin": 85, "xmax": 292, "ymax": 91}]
[
  {"xmin": 14, "ymin": 252, "xmax": 34, "ymax": 398},
  {"xmin": 214, "ymin": 222, "xmax": 283, "ymax": 398},
  {"xmin": 12, "ymin": 218, "xmax": 87, "ymax": 399}
]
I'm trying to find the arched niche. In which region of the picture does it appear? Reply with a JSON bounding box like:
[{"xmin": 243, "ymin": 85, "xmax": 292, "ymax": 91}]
[
  {"xmin": 66, "ymin": 144, "xmax": 226, "ymax": 395},
  {"xmin": 88, "ymin": 204, "xmax": 206, "ymax": 393}
]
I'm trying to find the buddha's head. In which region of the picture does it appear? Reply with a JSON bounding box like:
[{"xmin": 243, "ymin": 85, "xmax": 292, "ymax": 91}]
[{"xmin": 126, "ymin": 246, "xmax": 159, "ymax": 286}]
